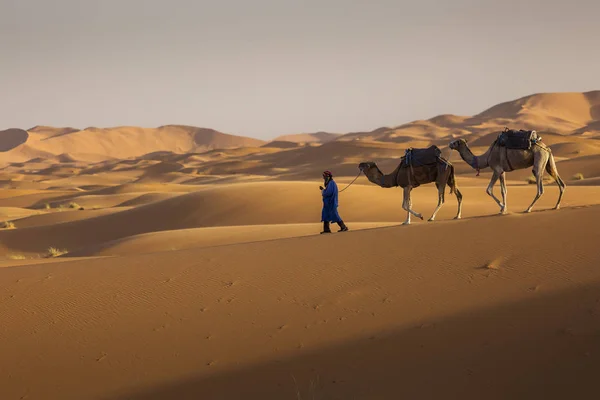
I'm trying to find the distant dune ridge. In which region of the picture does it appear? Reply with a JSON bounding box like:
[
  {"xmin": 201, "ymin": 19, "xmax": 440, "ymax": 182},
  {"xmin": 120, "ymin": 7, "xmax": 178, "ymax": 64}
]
[
  {"xmin": 1, "ymin": 90, "xmax": 598, "ymax": 168},
  {"xmin": 0, "ymin": 124, "xmax": 265, "ymax": 163},
  {"xmin": 272, "ymin": 131, "xmax": 342, "ymax": 144}
]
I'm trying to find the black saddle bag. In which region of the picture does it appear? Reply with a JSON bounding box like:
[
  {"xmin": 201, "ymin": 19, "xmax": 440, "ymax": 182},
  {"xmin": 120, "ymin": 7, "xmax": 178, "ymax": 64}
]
[
  {"xmin": 498, "ymin": 128, "xmax": 540, "ymax": 150},
  {"xmin": 403, "ymin": 145, "xmax": 442, "ymax": 167}
]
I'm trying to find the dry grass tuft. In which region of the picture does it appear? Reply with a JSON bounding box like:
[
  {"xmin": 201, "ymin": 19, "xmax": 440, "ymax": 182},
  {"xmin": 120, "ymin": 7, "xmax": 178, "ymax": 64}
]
[
  {"xmin": 526, "ymin": 175, "xmax": 552, "ymax": 184},
  {"xmin": 1, "ymin": 221, "xmax": 16, "ymax": 229},
  {"xmin": 573, "ymin": 173, "xmax": 584, "ymax": 180},
  {"xmin": 55, "ymin": 202, "xmax": 84, "ymax": 211},
  {"xmin": 46, "ymin": 247, "xmax": 68, "ymax": 258}
]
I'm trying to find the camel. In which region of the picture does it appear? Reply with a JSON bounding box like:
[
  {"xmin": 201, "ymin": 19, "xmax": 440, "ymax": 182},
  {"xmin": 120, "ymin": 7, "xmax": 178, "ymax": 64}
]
[
  {"xmin": 448, "ymin": 134, "xmax": 565, "ymax": 214},
  {"xmin": 358, "ymin": 147, "xmax": 463, "ymax": 225}
]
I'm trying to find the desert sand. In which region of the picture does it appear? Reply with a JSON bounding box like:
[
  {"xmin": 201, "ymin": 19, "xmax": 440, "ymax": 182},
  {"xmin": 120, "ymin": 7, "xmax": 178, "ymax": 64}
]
[{"xmin": 1, "ymin": 91, "xmax": 600, "ymax": 399}]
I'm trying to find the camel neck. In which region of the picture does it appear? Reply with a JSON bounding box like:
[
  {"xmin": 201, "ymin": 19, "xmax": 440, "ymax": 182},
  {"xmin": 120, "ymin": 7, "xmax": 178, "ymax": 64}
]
[
  {"xmin": 380, "ymin": 166, "xmax": 399, "ymax": 187},
  {"xmin": 366, "ymin": 167, "xmax": 397, "ymax": 187},
  {"xmin": 459, "ymin": 145, "xmax": 488, "ymax": 171}
]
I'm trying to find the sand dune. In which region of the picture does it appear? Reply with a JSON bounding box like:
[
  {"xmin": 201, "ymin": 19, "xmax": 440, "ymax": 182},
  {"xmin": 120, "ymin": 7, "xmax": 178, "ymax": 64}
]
[
  {"xmin": 1, "ymin": 204, "xmax": 599, "ymax": 399},
  {"xmin": 0, "ymin": 206, "xmax": 40, "ymax": 220},
  {"xmin": 0, "ymin": 190, "xmax": 77, "ymax": 208},
  {"xmin": 549, "ymin": 140, "xmax": 600, "ymax": 157},
  {"xmin": 475, "ymin": 91, "xmax": 599, "ymax": 127},
  {"xmin": 1, "ymin": 90, "xmax": 600, "ymax": 399},
  {"xmin": 66, "ymin": 222, "xmax": 399, "ymax": 257},
  {"xmin": 6, "ymin": 208, "xmax": 124, "ymax": 229},
  {"xmin": 2, "ymin": 92, "xmax": 599, "ymax": 180},
  {"xmin": 272, "ymin": 131, "xmax": 341, "ymax": 144},
  {"xmin": 27, "ymin": 125, "xmax": 81, "ymax": 139},
  {"xmin": 0, "ymin": 125, "xmax": 265, "ymax": 164},
  {"xmin": 1, "ymin": 181, "xmax": 598, "ymax": 257},
  {"xmin": 0, "ymin": 128, "xmax": 29, "ymax": 152},
  {"xmin": 335, "ymin": 91, "xmax": 600, "ymax": 147},
  {"xmin": 261, "ymin": 140, "xmax": 305, "ymax": 149}
]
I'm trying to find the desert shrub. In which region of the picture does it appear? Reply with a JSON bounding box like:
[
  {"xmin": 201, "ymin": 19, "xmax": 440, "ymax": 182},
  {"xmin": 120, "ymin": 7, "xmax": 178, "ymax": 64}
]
[
  {"xmin": 1, "ymin": 221, "xmax": 15, "ymax": 229},
  {"xmin": 526, "ymin": 175, "xmax": 552, "ymax": 184},
  {"xmin": 46, "ymin": 247, "xmax": 68, "ymax": 258}
]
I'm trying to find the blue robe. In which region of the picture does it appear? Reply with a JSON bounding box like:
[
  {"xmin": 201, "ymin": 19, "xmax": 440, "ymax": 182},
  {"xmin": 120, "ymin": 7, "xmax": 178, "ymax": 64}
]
[{"xmin": 321, "ymin": 179, "xmax": 342, "ymax": 223}]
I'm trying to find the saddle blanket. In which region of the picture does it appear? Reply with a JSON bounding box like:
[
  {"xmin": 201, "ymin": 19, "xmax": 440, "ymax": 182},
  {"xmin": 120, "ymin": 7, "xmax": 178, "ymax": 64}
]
[
  {"xmin": 498, "ymin": 128, "xmax": 541, "ymax": 150},
  {"xmin": 403, "ymin": 145, "xmax": 442, "ymax": 167}
]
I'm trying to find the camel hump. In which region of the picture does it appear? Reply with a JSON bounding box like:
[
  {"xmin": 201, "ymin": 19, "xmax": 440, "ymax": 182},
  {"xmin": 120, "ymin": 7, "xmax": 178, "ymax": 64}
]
[
  {"xmin": 498, "ymin": 128, "xmax": 541, "ymax": 150},
  {"xmin": 403, "ymin": 145, "xmax": 442, "ymax": 167}
]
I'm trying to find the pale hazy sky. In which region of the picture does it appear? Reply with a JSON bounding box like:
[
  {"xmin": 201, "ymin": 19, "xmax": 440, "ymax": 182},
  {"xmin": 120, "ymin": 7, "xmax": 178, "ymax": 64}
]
[{"xmin": 1, "ymin": 0, "xmax": 598, "ymax": 139}]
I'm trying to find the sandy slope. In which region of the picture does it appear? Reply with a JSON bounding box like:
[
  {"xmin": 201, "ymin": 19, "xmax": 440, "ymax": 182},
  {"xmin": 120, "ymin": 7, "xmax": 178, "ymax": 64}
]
[
  {"xmin": 0, "ymin": 125, "xmax": 265, "ymax": 163},
  {"xmin": 65, "ymin": 222, "xmax": 399, "ymax": 257},
  {"xmin": 2, "ymin": 181, "xmax": 598, "ymax": 257},
  {"xmin": 0, "ymin": 205, "xmax": 599, "ymax": 400},
  {"xmin": 271, "ymin": 131, "xmax": 341, "ymax": 144},
  {"xmin": 1, "ymin": 89, "xmax": 600, "ymax": 399}
]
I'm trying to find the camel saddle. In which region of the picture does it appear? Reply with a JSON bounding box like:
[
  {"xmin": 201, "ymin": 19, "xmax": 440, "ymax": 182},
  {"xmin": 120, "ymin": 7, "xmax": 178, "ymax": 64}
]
[
  {"xmin": 497, "ymin": 128, "xmax": 541, "ymax": 150},
  {"xmin": 402, "ymin": 145, "xmax": 442, "ymax": 167}
]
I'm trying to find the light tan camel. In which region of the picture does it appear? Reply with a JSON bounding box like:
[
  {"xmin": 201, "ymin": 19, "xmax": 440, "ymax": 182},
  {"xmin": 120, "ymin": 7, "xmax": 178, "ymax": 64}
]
[
  {"xmin": 358, "ymin": 152, "xmax": 463, "ymax": 225},
  {"xmin": 448, "ymin": 137, "xmax": 565, "ymax": 214}
]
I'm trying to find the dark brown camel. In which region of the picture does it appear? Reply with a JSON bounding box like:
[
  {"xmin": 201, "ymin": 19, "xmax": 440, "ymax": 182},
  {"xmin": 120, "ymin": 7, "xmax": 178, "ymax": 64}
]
[{"xmin": 358, "ymin": 147, "xmax": 463, "ymax": 224}]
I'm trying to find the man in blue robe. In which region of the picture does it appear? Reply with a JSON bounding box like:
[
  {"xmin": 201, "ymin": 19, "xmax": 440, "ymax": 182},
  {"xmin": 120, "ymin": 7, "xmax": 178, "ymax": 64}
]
[{"xmin": 320, "ymin": 170, "xmax": 349, "ymax": 234}]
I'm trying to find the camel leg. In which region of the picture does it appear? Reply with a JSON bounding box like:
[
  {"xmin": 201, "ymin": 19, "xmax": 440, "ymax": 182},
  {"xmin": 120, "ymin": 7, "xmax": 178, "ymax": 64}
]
[
  {"xmin": 454, "ymin": 187, "xmax": 463, "ymax": 220},
  {"xmin": 402, "ymin": 187, "xmax": 423, "ymax": 225},
  {"xmin": 499, "ymin": 172, "xmax": 508, "ymax": 214},
  {"xmin": 401, "ymin": 189, "xmax": 411, "ymax": 225},
  {"xmin": 486, "ymin": 172, "xmax": 504, "ymax": 210},
  {"xmin": 545, "ymin": 154, "xmax": 566, "ymax": 210},
  {"xmin": 428, "ymin": 183, "xmax": 445, "ymax": 222},
  {"xmin": 525, "ymin": 165, "xmax": 545, "ymax": 213}
]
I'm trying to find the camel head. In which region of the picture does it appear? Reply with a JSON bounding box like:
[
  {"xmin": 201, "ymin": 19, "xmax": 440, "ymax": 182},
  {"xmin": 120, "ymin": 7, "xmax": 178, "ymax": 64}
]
[
  {"xmin": 358, "ymin": 161, "xmax": 384, "ymax": 185},
  {"xmin": 449, "ymin": 138, "xmax": 468, "ymax": 151},
  {"xmin": 358, "ymin": 161, "xmax": 378, "ymax": 174}
]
